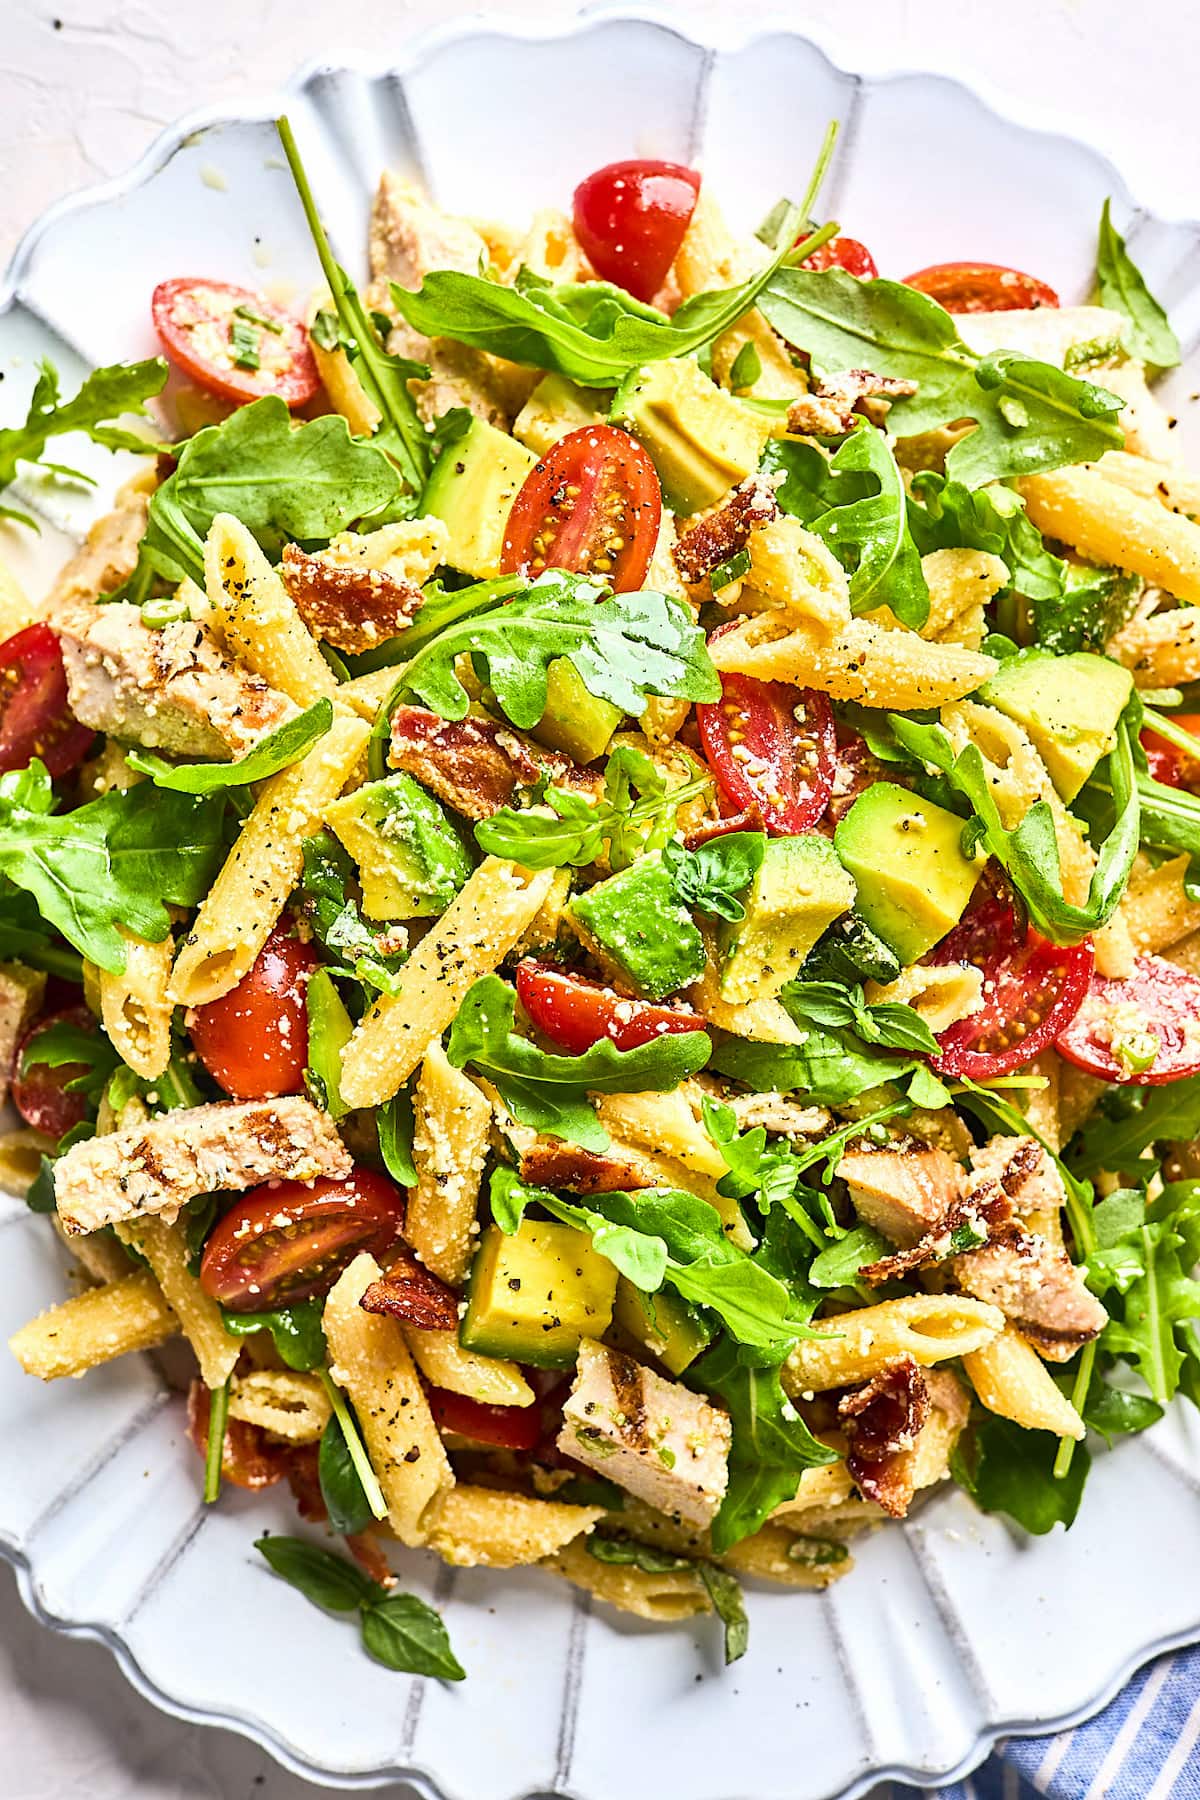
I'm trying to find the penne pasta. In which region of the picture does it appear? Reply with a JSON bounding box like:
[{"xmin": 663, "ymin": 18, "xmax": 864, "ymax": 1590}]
[
  {"xmin": 426, "ymin": 1484, "xmax": 603, "ymax": 1567},
  {"xmin": 783, "ymin": 1297, "xmax": 1004, "ymax": 1393},
  {"xmin": 542, "ymin": 1536, "xmax": 710, "ymax": 1622},
  {"xmin": 227, "ymin": 1370, "xmax": 332, "ymax": 1442},
  {"xmin": 98, "ymin": 930, "xmax": 174, "ymax": 1079},
  {"xmin": 1021, "ymin": 464, "xmax": 1200, "ymax": 603},
  {"xmin": 115, "ymin": 1214, "xmax": 242, "ymax": 1388},
  {"xmin": 9, "ymin": 1270, "xmax": 178, "ymax": 1379},
  {"xmin": 710, "ymin": 611, "xmax": 997, "ymax": 708},
  {"xmin": 204, "ymin": 512, "xmax": 340, "ymax": 707},
  {"xmin": 405, "ymin": 1042, "xmax": 492, "ymax": 1286},
  {"xmin": 963, "ymin": 1324, "xmax": 1086, "ymax": 1439}
]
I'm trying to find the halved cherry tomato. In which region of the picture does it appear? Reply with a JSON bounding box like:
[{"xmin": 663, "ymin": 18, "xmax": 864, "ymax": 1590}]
[
  {"xmin": 516, "ymin": 957, "xmax": 702, "ymax": 1055},
  {"xmin": 190, "ymin": 922, "xmax": 318, "ymax": 1099},
  {"xmin": 427, "ymin": 1386, "xmax": 542, "ymax": 1452},
  {"xmin": 903, "ymin": 261, "xmax": 1059, "ymax": 313},
  {"xmin": 152, "ymin": 278, "xmax": 320, "ymax": 408},
  {"xmin": 11, "ymin": 1005, "xmax": 97, "ymax": 1140},
  {"xmin": 801, "ymin": 235, "xmax": 878, "ymax": 279},
  {"xmin": 187, "ymin": 1380, "xmax": 287, "ymax": 1490},
  {"xmin": 1141, "ymin": 714, "xmax": 1200, "ymax": 790},
  {"xmin": 1056, "ymin": 954, "xmax": 1200, "ymax": 1084},
  {"xmin": 696, "ymin": 648, "xmax": 836, "ymax": 836},
  {"xmin": 928, "ymin": 880, "xmax": 1093, "ymax": 1078},
  {"xmin": 198, "ymin": 1168, "xmax": 406, "ymax": 1311},
  {"xmin": 501, "ymin": 423, "xmax": 661, "ymax": 592},
  {"xmin": 827, "ymin": 728, "xmax": 906, "ymax": 827},
  {"xmin": 0, "ymin": 624, "xmax": 94, "ymax": 778},
  {"xmin": 573, "ymin": 159, "xmax": 701, "ymax": 303}
]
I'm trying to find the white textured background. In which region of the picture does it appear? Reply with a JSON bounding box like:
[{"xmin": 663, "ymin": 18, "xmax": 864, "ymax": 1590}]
[{"xmin": 2, "ymin": 1, "xmax": 1199, "ymax": 1796}]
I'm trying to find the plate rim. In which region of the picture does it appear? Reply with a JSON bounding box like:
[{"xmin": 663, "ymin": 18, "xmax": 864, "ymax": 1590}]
[{"xmin": 4, "ymin": 8, "xmax": 1200, "ymax": 1795}]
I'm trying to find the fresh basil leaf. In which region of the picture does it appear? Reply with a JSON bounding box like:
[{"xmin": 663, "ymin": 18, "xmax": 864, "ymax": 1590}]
[
  {"xmin": 0, "ymin": 357, "xmax": 167, "ymax": 525},
  {"xmin": 378, "ymin": 1088, "xmax": 418, "ymax": 1187},
  {"xmin": 696, "ymin": 1562, "xmax": 749, "ymax": 1665},
  {"xmin": 1095, "ymin": 198, "xmax": 1180, "ymax": 370},
  {"xmin": 729, "ymin": 341, "xmax": 762, "ymax": 391},
  {"xmin": 781, "ymin": 979, "xmax": 940, "ymax": 1057},
  {"xmin": 907, "ymin": 470, "xmax": 1064, "ymax": 604},
  {"xmin": 318, "ymin": 1409, "xmax": 373, "ymax": 1535},
  {"xmin": 221, "ymin": 1301, "xmax": 327, "ymax": 1372},
  {"xmin": 951, "ymin": 1415, "xmax": 1090, "ymax": 1534},
  {"xmin": 661, "ymin": 831, "xmax": 765, "ymax": 922},
  {"xmin": 304, "ymin": 967, "xmax": 353, "ymax": 1120},
  {"xmin": 445, "ymin": 975, "xmax": 710, "ymax": 1152},
  {"xmin": 586, "ymin": 1534, "xmax": 693, "ymax": 1574},
  {"xmin": 24, "ymin": 1155, "xmax": 57, "ymax": 1215},
  {"xmin": 254, "ymin": 1535, "xmax": 378, "ymax": 1612},
  {"xmin": 360, "ymin": 1593, "xmax": 466, "ymax": 1680},
  {"xmin": 125, "ymin": 700, "xmax": 333, "ymax": 792}
]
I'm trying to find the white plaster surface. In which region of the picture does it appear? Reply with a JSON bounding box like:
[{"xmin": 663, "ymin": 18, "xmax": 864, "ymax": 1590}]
[{"xmin": 1, "ymin": 1, "xmax": 1198, "ymax": 1795}]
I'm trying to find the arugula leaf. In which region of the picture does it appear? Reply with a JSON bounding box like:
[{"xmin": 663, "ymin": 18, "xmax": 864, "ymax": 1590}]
[
  {"xmin": 696, "ymin": 1338, "xmax": 838, "ymax": 1552},
  {"xmin": 807, "ymin": 1225, "xmax": 891, "ymax": 1289},
  {"xmin": 221, "ymin": 1301, "xmax": 326, "ymax": 1371},
  {"xmin": 318, "ymin": 1408, "xmax": 373, "ymax": 1535},
  {"xmin": 446, "ymin": 975, "xmax": 710, "ymax": 1152},
  {"xmin": 255, "ymin": 1536, "xmax": 376, "ymax": 1612},
  {"xmin": 660, "ymin": 832, "xmax": 765, "ymax": 923},
  {"xmin": 299, "ymin": 831, "xmax": 406, "ymax": 993},
  {"xmin": 394, "ymin": 571, "xmax": 718, "ymax": 727},
  {"xmin": 1029, "ymin": 560, "xmax": 1141, "ymax": 657},
  {"xmin": 0, "ymin": 762, "xmax": 225, "ymax": 973},
  {"xmin": 125, "ymin": 700, "xmax": 333, "ymax": 792},
  {"xmin": 1095, "ymin": 198, "xmax": 1180, "ymax": 370},
  {"xmin": 1097, "ymin": 1218, "xmax": 1200, "ymax": 1402},
  {"xmin": 951, "ymin": 1414, "xmax": 1090, "ymax": 1534},
  {"xmin": 586, "ymin": 1535, "xmax": 692, "ymax": 1573},
  {"xmin": 758, "ymin": 268, "xmax": 1125, "ymax": 487},
  {"xmin": 710, "ymin": 1028, "xmax": 945, "ymax": 1110},
  {"xmin": 764, "ymin": 425, "xmax": 929, "ymax": 626},
  {"xmin": 696, "ymin": 1563, "xmax": 749, "ymax": 1665},
  {"xmin": 907, "ymin": 470, "xmax": 1063, "ymax": 604},
  {"xmin": 361, "ymin": 1594, "xmax": 466, "ymax": 1680},
  {"xmin": 21, "ymin": 1018, "xmax": 120, "ymax": 1107},
  {"xmin": 1083, "ymin": 1373, "xmax": 1163, "ymax": 1442},
  {"xmin": 0, "ymin": 357, "xmax": 167, "ymax": 526}
]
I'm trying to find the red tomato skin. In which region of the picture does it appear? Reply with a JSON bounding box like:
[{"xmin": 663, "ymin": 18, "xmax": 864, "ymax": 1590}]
[
  {"xmin": 11, "ymin": 1005, "xmax": 96, "ymax": 1140},
  {"xmin": 198, "ymin": 1169, "xmax": 407, "ymax": 1310},
  {"xmin": 903, "ymin": 261, "xmax": 1059, "ymax": 313},
  {"xmin": 152, "ymin": 278, "xmax": 319, "ymax": 408},
  {"xmin": 928, "ymin": 882, "xmax": 1093, "ymax": 1079},
  {"xmin": 516, "ymin": 958, "xmax": 702, "ymax": 1055},
  {"xmin": 573, "ymin": 159, "xmax": 701, "ymax": 303},
  {"xmin": 427, "ymin": 1386, "xmax": 542, "ymax": 1452},
  {"xmin": 501, "ymin": 423, "xmax": 661, "ymax": 592},
  {"xmin": 190, "ymin": 924, "xmax": 318, "ymax": 1099},
  {"xmin": 1056, "ymin": 954, "xmax": 1200, "ymax": 1085},
  {"xmin": 802, "ymin": 235, "xmax": 878, "ymax": 278},
  {"xmin": 1141, "ymin": 714, "xmax": 1200, "ymax": 790},
  {"xmin": 187, "ymin": 1380, "xmax": 287, "ymax": 1490},
  {"xmin": 0, "ymin": 624, "xmax": 94, "ymax": 779},
  {"xmin": 696, "ymin": 654, "xmax": 836, "ymax": 836}
]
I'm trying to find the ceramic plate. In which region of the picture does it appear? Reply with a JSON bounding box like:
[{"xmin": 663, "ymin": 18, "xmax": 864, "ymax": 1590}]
[{"xmin": 3, "ymin": 13, "xmax": 1200, "ymax": 1798}]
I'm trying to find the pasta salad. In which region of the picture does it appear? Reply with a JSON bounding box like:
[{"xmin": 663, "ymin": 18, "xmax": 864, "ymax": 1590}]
[{"xmin": 4, "ymin": 117, "xmax": 1200, "ymax": 1676}]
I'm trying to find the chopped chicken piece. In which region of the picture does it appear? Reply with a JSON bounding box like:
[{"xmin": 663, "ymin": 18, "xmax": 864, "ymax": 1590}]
[
  {"xmin": 837, "ymin": 1356, "xmax": 930, "ymax": 1518},
  {"xmin": 388, "ymin": 704, "xmax": 602, "ymax": 820},
  {"xmin": 672, "ymin": 474, "xmax": 781, "ymax": 586},
  {"xmin": 558, "ymin": 1338, "xmax": 731, "ymax": 1527},
  {"xmin": 280, "ymin": 544, "xmax": 422, "ymax": 654},
  {"xmin": 0, "ymin": 963, "xmax": 45, "ymax": 1108},
  {"xmin": 47, "ymin": 474, "xmax": 154, "ymax": 610},
  {"xmin": 953, "ymin": 1222, "xmax": 1107, "ymax": 1362},
  {"xmin": 517, "ymin": 1139, "xmax": 660, "ymax": 1195},
  {"xmin": 55, "ymin": 601, "xmax": 295, "ymax": 759},
  {"xmin": 54, "ymin": 1098, "xmax": 351, "ymax": 1236},
  {"xmin": 837, "ymin": 1136, "xmax": 966, "ymax": 1247},
  {"xmin": 786, "ymin": 370, "xmax": 919, "ymax": 437},
  {"xmin": 968, "ymin": 1134, "xmax": 1067, "ymax": 1215},
  {"xmin": 859, "ymin": 1186, "xmax": 1009, "ymax": 1286},
  {"xmin": 726, "ymin": 1094, "xmax": 832, "ymax": 1138}
]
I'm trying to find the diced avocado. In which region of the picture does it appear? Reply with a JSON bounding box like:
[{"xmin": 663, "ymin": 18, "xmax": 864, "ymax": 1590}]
[
  {"xmin": 460, "ymin": 1220, "xmax": 618, "ymax": 1369},
  {"xmin": 513, "ymin": 374, "xmax": 605, "ymax": 456},
  {"xmin": 567, "ymin": 852, "xmax": 707, "ymax": 1000},
  {"xmin": 529, "ymin": 657, "xmax": 622, "ymax": 764},
  {"xmin": 719, "ymin": 834, "xmax": 856, "ymax": 1005},
  {"xmin": 610, "ymin": 359, "xmax": 772, "ymax": 514},
  {"xmin": 612, "ymin": 1277, "xmax": 713, "ymax": 1375},
  {"xmin": 422, "ymin": 417, "xmax": 537, "ymax": 577},
  {"xmin": 834, "ymin": 783, "xmax": 980, "ymax": 963},
  {"xmin": 978, "ymin": 647, "xmax": 1133, "ymax": 800},
  {"xmin": 325, "ymin": 772, "xmax": 472, "ymax": 920}
]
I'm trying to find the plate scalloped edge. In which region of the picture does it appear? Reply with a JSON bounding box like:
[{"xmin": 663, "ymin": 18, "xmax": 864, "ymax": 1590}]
[{"xmin": 4, "ymin": 11, "xmax": 1200, "ymax": 1800}]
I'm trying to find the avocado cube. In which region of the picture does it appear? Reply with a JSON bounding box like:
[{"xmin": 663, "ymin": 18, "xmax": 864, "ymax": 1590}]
[
  {"xmin": 567, "ymin": 853, "xmax": 707, "ymax": 1000},
  {"xmin": 529, "ymin": 657, "xmax": 622, "ymax": 765},
  {"xmin": 612, "ymin": 1277, "xmax": 713, "ymax": 1375},
  {"xmin": 325, "ymin": 772, "xmax": 472, "ymax": 920},
  {"xmin": 610, "ymin": 359, "xmax": 772, "ymax": 514},
  {"xmin": 834, "ymin": 783, "xmax": 980, "ymax": 963},
  {"xmin": 422, "ymin": 416, "xmax": 537, "ymax": 577},
  {"xmin": 513, "ymin": 374, "xmax": 605, "ymax": 457},
  {"xmin": 460, "ymin": 1220, "xmax": 618, "ymax": 1369},
  {"xmin": 718, "ymin": 834, "xmax": 856, "ymax": 1005},
  {"xmin": 979, "ymin": 647, "xmax": 1133, "ymax": 800}
]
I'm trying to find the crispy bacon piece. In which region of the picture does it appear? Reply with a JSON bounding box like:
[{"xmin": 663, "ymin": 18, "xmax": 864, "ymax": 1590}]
[
  {"xmin": 786, "ymin": 369, "xmax": 919, "ymax": 437},
  {"xmin": 518, "ymin": 1139, "xmax": 657, "ymax": 1195},
  {"xmin": 836, "ymin": 1356, "xmax": 930, "ymax": 1518},
  {"xmin": 283, "ymin": 1442, "xmax": 327, "ymax": 1521},
  {"xmin": 672, "ymin": 474, "xmax": 780, "ymax": 586},
  {"xmin": 346, "ymin": 1529, "xmax": 397, "ymax": 1588},
  {"xmin": 186, "ymin": 1380, "xmax": 288, "ymax": 1491},
  {"xmin": 281, "ymin": 544, "xmax": 423, "ymax": 654},
  {"xmin": 859, "ymin": 1187, "xmax": 1011, "ymax": 1286},
  {"xmin": 683, "ymin": 802, "xmax": 764, "ymax": 850},
  {"xmin": 388, "ymin": 704, "xmax": 603, "ymax": 821},
  {"xmin": 359, "ymin": 1242, "xmax": 460, "ymax": 1330}
]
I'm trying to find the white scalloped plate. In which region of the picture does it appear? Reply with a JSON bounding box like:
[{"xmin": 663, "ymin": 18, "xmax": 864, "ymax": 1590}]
[{"xmin": 4, "ymin": 14, "xmax": 1200, "ymax": 1798}]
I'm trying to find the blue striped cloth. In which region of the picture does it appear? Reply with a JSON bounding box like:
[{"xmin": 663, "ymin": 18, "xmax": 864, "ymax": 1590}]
[{"xmin": 880, "ymin": 1646, "xmax": 1200, "ymax": 1799}]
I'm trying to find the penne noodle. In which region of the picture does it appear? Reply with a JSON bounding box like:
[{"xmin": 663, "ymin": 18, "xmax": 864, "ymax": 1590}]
[
  {"xmin": 204, "ymin": 513, "xmax": 340, "ymax": 707},
  {"xmin": 9, "ymin": 1270, "xmax": 178, "ymax": 1380},
  {"xmin": 784, "ymin": 1297, "xmax": 1004, "ymax": 1393},
  {"xmin": 1021, "ymin": 465, "xmax": 1200, "ymax": 604},
  {"xmin": 115, "ymin": 1214, "xmax": 242, "ymax": 1388},
  {"xmin": 98, "ymin": 930, "xmax": 174, "ymax": 1080},
  {"xmin": 963, "ymin": 1324, "xmax": 1086, "ymax": 1439},
  {"xmin": 425, "ymin": 1484, "xmax": 603, "ymax": 1567}
]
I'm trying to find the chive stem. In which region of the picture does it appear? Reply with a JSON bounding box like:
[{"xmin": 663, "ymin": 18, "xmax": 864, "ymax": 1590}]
[
  {"xmin": 204, "ymin": 1378, "xmax": 230, "ymax": 1504},
  {"xmin": 319, "ymin": 1368, "xmax": 389, "ymax": 1523}
]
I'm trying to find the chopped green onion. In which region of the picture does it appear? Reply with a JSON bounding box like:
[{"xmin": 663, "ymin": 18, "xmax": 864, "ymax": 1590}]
[
  {"xmin": 310, "ymin": 307, "xmax": 341, "ymax": 352},
  {"xmin": 710, "ymin": 548, "xmax": 752, "ymax": 593},
  {"xmin": 233, "ymin": 302, "xmax": 284, "ymax": 335},
  {"xmin": 786, "ymin": 1536, "xmax": 849, "ymax": 1567},
  {"xmin": 229, "ymin": 315, "xmax": 262, "ymax": 371},
  {"xmin": 140, "ymin": 595, "xmax": 191, "ymax": 629},
  {"xmin": 204, "ymin": 1378, "xmax": 230, "ymax": 1504}
]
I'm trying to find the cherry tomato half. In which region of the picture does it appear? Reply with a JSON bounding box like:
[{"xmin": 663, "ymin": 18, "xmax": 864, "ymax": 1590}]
[
  {"xmin": 516, "ymin": 957, "xmax": 703, "ymax": 1055},
  {"xmin": 573, "ymin": 159, "xmax": 702, "ymax": 303},
  {"xmin": 1056, "ymin": 954, "xmax": 1200, "ymax": 1085},
  {"xmin": 198, "ymin": 1168, "xmax": 407, "ymax": 1311},
  {"xmin": 0, "ymin": 624, "xmax": 94, "ymax": 779},
  {"xmin": 187, "ymin": 1380, "xmax": 287, "ymax": 1490},
  {"xmin": 152, "ymin": 278, "xmax": 320, "ymax": 409},
  {"xmin": 190, "ymin": 922, "xmax": 318, "ymax": 1100},
  {"xmin": 696, "ymin": 651, "xmax": 836, "ymax": 836},
  {"xmin": 928, "ymin": 880, "xmax": 1093, "ymax": 1079},
  {"xmin": 11, "ymin": 1005, "xmax": 98, "ymax": 1140},
  {"xmin": 902, "ymin": 261, "xmax": 1060, "ymax": 314},
  {"xmin": 427, "ymin": 1386, "xmax": 542, "ymax": 1452},
  {"xmin": 1141, "ymin": 714, "xmax": 1200, "ymax": 790},
  {"xmin": 501, "ymin": 423, "xmax": 661, "ymax": 592},
  {"xmin": 801, "ymin": 235, "xmax": 878, "ymax": 279}
]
